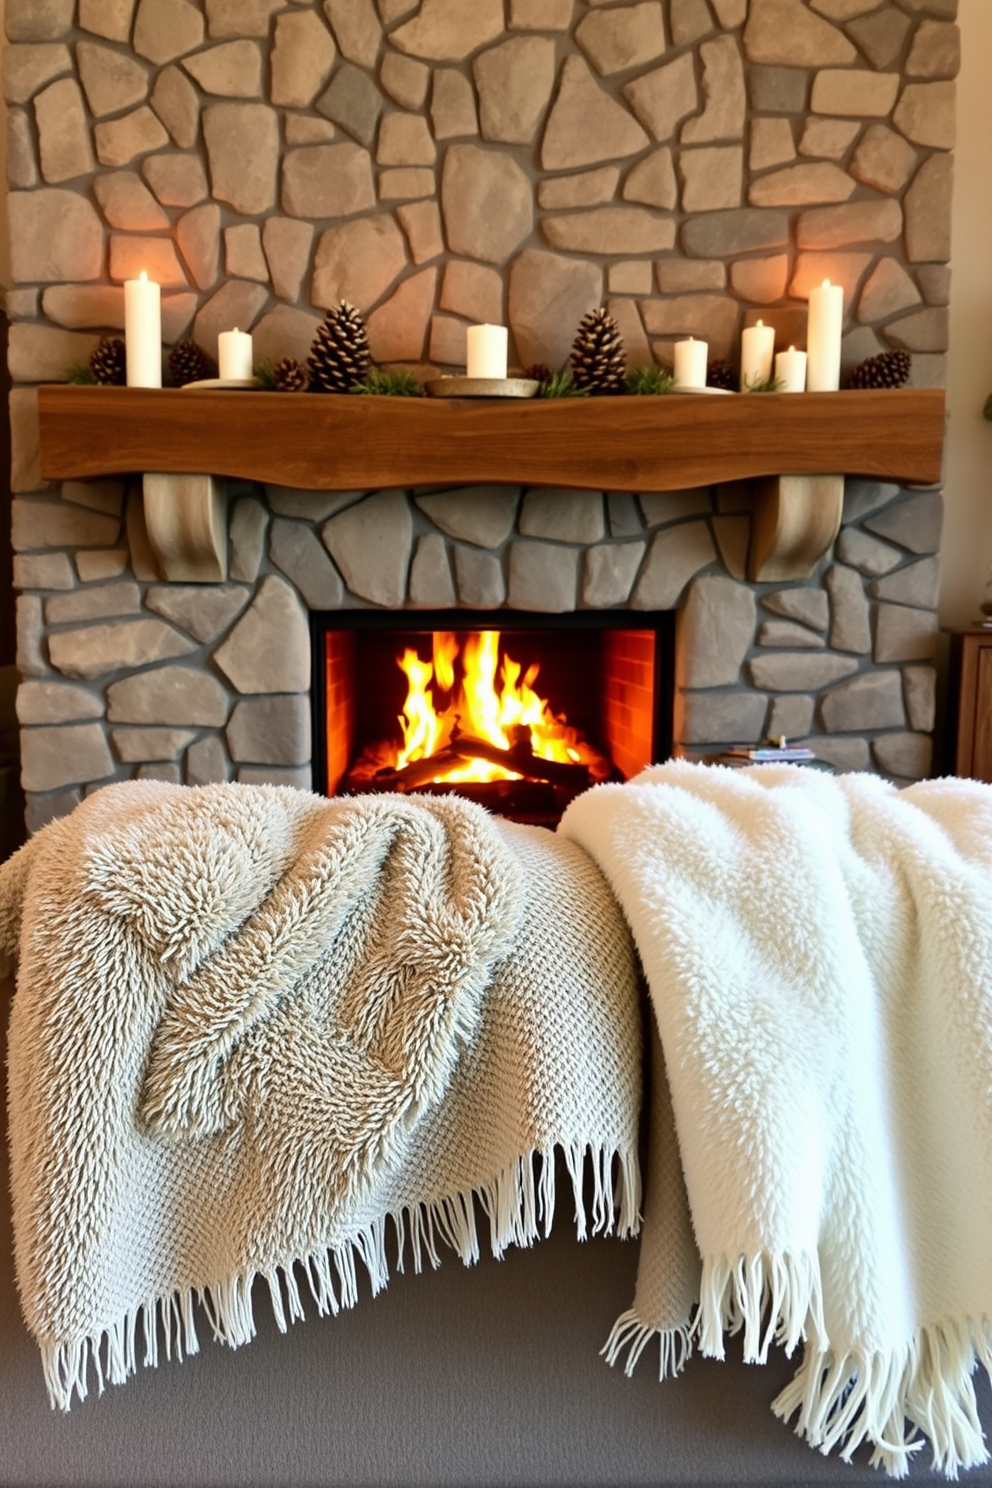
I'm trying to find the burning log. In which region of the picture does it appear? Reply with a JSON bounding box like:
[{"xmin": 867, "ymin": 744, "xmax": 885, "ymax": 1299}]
[{"xmin": 371, "ymin": 725, "xmax": 590, "ymax": 793}]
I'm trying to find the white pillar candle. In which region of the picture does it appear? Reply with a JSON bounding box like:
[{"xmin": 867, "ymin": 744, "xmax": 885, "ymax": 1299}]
[
  {"xmin": 218, "ymin": 327, "xmax": 254, "ymax": 381},
  {"xmin": 466, "ymin": 323, "xmax": 508, "ymax": 380},
  {"xmin": 124, "ymin": 271, "xmax": 161, "ymax": 388},
  {"xmin": 740, "ymin": 319, "xmax": 775, "ymax": 391},
  {"xmin": 674, "ymin": 336, "xmax": 708, "ymax": 389},
  {"xmin": 775, "ymin": 345, "xmax": 807, "ymax": 393},
  {"xmin": 806, "ymin": 279, "xmax": 844, "ymax": 391}
]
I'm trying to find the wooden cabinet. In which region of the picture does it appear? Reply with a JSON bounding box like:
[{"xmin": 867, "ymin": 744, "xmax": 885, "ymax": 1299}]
[{"xmin": 948, "ymin": 628, "xmax": 992, "ymax": 780}]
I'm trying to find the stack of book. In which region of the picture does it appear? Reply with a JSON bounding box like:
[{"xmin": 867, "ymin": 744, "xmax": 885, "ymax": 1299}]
[{"xmin": 721, "ymin": 742, "xmax": 816, "ymax": 763}]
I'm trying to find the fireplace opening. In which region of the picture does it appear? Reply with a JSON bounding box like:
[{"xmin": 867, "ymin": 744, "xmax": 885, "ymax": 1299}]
[{"xmin": 311, "ymin": 610, "xmax": 674, "ymax": 825}]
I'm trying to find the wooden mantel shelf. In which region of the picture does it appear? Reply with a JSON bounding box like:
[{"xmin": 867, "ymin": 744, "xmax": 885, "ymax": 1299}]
[{"xmin": 37, "ymin": 384, "xmax": 946, "ymax": 585}]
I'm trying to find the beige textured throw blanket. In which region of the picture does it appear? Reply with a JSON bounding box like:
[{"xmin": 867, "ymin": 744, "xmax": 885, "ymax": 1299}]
[
  {"xmin": 0, "ymin": 781, "xmax": 642, "ymax": 1409},
  {"xmin": 560, "ymin": 761, "xmax": 992, "ymax": 1479}
]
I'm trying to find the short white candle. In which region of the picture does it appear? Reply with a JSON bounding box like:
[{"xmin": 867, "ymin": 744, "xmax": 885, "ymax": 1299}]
[
  {"xmin": 124, "ymin": 271, "xmax": 161, "ymax": 388},
  {"xmin": 674, "ymin": 336, "xmax": 708, "ymax": 389},
  {"xmin": 806, "ymin": 279, "xmax": 844, "ymax": 391},
  {"xmin": 466, "ymin": 323, "xmax": 508, "ymax": 380},
  {"xmin": 740, "ymin": 319, "xmax": 775, "ymax": 391},
  {"xmin": 218, "ymin": 327, "xmax": 254, "ymax": 381},
  {"xmin": 775, "ymin": 345, "xmax": 807, "ymax": 393}
]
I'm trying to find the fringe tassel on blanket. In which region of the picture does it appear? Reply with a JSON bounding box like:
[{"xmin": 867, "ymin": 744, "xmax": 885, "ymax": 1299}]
[{"xmin": 39, "ymin": 1142, "xmax": 638, "ymax": 1412}]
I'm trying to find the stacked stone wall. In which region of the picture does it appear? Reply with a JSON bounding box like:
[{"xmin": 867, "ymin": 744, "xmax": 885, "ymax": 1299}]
[{"xmin": 4, "ymin": 0, "xmax": 956, "ymax": 827}]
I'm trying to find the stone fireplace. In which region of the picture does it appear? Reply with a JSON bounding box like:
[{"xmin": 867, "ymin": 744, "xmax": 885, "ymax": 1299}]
[{"xmin": 6, "ymin": 0, "xmax": 956, "ymax": 832}]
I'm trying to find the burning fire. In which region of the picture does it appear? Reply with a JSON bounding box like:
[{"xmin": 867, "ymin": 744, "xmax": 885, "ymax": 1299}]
[{"xmin": 389, "ymin": 630, "xmax": 603, "ymax": 784}]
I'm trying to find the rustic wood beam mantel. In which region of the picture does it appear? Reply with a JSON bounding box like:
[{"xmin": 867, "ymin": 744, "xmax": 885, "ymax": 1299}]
[{"xmin": 37, "ymin": 385, "xmax": 945, "ymax": 584}]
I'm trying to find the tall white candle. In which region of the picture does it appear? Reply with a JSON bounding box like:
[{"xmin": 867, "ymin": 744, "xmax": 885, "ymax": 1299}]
[
  {"xmin": 775, "ymin": 345, "xmax": 807, "ymax": 393},
  {"xmin": 218, "ymin": 327, "xmax": 254, "ymax": 381},
  {"xmin": 466, "ymin": 323, "xmax": 508, "ymax": 380},
  {"xmin": 124, "ymin": 271, "xmax": 161, "ymax": 388},
  {"xmin": 807, "ymin": 279, "xmax": 844, "ymax": 391},
  {"xmin": 674, "ymin": 336, "xmax": 708, "ymax": 389},
  {"xmin": 740, "ymin": 319, "xmax": 775, "ymax": 391}
]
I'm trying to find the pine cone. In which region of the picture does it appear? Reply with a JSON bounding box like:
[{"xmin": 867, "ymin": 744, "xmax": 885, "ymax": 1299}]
[
  {"xmin": 89, "ymin": 336, "xmax": 127, "ymax": 386},
  {"xmin": 273, "ymin": 356, "xmax": 310, "ymax": 392},
  {"xmin": 308, "ymin": 302, "xmax": 371, "ymax": 393},
  {"xmin": 846, "ymin": 349, "xmax": 912, "ymax": 390},
  {"xmin": 523, "ymin": 362, "xmax": 554, "ymax": 387},
  {"xmin": 168, "ymin": 339, "xmax": 215, "ymax": 388},
  {"xmin": 569, "ymin": 308, "xmax": 626, "ymax": 395},
  {"xmin": 706, "ymin": 358, "xmax": 736, "ymax": 392}
]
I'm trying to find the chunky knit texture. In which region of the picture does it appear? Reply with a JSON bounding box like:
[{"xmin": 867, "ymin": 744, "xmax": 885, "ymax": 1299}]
[{"xmin": 0, "ymin": 782, "xmax": 642, "ymax": 1410}]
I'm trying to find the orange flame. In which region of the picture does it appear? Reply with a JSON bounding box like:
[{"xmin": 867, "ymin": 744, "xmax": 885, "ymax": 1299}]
[{"xmin": 393, "ymin": 631, "xmax": 596, "ymax": 784}]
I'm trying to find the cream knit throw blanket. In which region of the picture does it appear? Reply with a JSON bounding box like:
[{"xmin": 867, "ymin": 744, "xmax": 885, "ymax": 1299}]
[
  {"xmin": 0, "ymin": 781, "xmax": 642, "ymax": 1410},
  {"xmin": 560, "ymin": 761, "xmax": 992, "ymax": 1479}
]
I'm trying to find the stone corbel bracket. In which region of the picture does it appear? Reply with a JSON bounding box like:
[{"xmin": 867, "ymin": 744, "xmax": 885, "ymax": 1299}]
[
  {"xmin": 143, "ymin": 472, "xmax": 227, "ymax": 583},
  {"xmin": 748, "ymin": 474, "xmax": 845, "ymax": 583}
]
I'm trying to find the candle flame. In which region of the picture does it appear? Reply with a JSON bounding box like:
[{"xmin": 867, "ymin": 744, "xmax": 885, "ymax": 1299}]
[
  {"xmin": 822, "ymin": 278, "xmax": 831, "ymax": 288},
  {"xmin": 139, "ymin": 270, "xmax": 147, "ymax": 282}
]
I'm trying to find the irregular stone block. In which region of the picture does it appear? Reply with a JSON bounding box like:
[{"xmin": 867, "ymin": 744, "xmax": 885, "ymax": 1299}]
[
  {"xmin": 509, "ymin": 0, "xmax": 575, "ymax": 28},
  {"xmin": 539, "ymin": 168, "xmax": 616, "ymax": 211},
  {"xmin": 21, "ymin": 723, "xmax": 115, "ymax": 792},
  {"xmin": 266, "ymin": 488, "xmax": 363, "ymax": 521},
  {"xmin": 204, "ymin": 103, "xmax": 279, "ymax": 214},
  {"xmin": 712, "ymin": 0, "xmax": 747, "ymax": 22},
  {"xmin": 95, "ymin": 105, "xmax": 169, "ymax": 167},
  {"xmin": 820, "ymin": 669, "xmax": 906, "ymax": 731},
  {"xmin": 416, "ymin": 487, "xmax": 520, "ymax": 547},
  {"xmin": 677, "ymin": 690, "xmax": 768, "ymax": 747},
  {"xmin": 205, "ymin": 0, "xmax": 282, "ymax": 35},
  {"xmin": 811, "ymin": 69, "xmax": 900, "ymax": 118},
  {"xmin": 2, "ymin": 43, "xmax": 71, "ymax": 105},
  {"xmin": 17, "ymin": 680, "xmax": 104, "ymax": 725},
  {"xmin": 14, "ymin": 552, "xmax": 75, "ymax": 589},
  {"xmin": 622, "ymin": 149, "xmax": 676, "ymax": 210},
  {"xmin": 474, "ymin": 35, "xmax": 556, "ymax": 144},
  {"xmin": 893, "ymin": 81, "xmax": 956, "ymax": 149},
  {"xmin": 225, "ymin": 224, "xmax": 269, "ymax": 283},
  {"xmin": 518, "ymin": 490, "xmax": 605, "ymax": 544},
  {"xmin": 192, "ymin": 281, "xmax": 268, "ymax": 361},
  {"xmin": 13, "ymin": 498, "xmax": 119, "ymax": 551},
  {"xmin": 48, "ymin": 618, "xmax": 195, "ymax": 680},
  {"xmin": 848, "ymin": 124, "xmax": 917, "ymax": 195},
  {"xmin": 227, "ymin": 695, "xmax": 311, "ymax": 766},
  {"xmin": 185, "ymin": 735, "xmax": 229, "ymax": 786},
  {"xmin": 375, "ymin": 163, "xmax": 437, "ymax": 197},
  {"xmin": 440, "ymin": 261, "xmax": 502, "ymax": 325},
  {"xmin": 429, "ymin": 317, "xmax": 469, "ymax": 365},
  {"xmin": 864, "ymin": 491, "xmax": 942, "ymax": 554},
  {"xmin": 576, "ymin": 3, "xmax": 667, "ymax": 76},
  {"xmin": 94, "ymin": 171, "xmax": 168, "ymax": 229},
  {"xmin": 283, "ymin": 141, "xmax": 375, "ymax": 219},
  {"xmin": 262, "ymin": 218, "xmax": 315, "ymax": 302},
  {"xmin": 80, "ymin": 0, "xmax": 137, "ymax": 40},
  {"xmin": 76, "ymin": 550, "xmax": 130, "ymax": 582},
  {"xmin": 906, "ymin": 19, "xmax": 960, "ymax": 78},
  {"xmin": 796, "ymin": 199, "xmax": 902, "ymax": 250},
  {"xmin": 748, "ymin": 651, "xmax": 858, "ymax": 690},
  {"xmin": 150, "ymin": 65, "xmax": 199, "ymax": 149},
  {"xmin": 133, "ymin": 0, "xmax": 204, "ymax": 65},
  {"xmin": 322, "ymin": 491, "xmax": 412, "ymax": 607},
  {"xmin": 904, "ymin": 154, "xmax": 953, "ymax": 262},
  {"xmin": 229, "ymin": 498, "xmax": 268, "ymax": 583},
  {"xmin": 671, "ymin": 0, "xmax": 713, "ymax": 44},
  {"xmin": 184, "ymin": 41, "xmax": 262, "ymax": 99},
  {"xmin": 109, "ymin": 234, "xmax": 188, "ymax": 288},
  {"xmin": 810, "ymin": 0, "xmax": 883, "ymax": 15},
  {"xmin": 743, "ymin": 0, "xmax": 856, "ymax": 65},
  {"xmin": 508, "ymin": 248, "xmax": 603, "ymax": 368},
  {"xmin": 607, "ymin": 296, "xmax": 652, "ymax": 368},
  {"xmin": 112, "ymin": 726, "xmax": 196, "ymax": 762},
  {"xmin": 758, "ymin": 619, "xmax": 826, "ymax": 648},
  {"xmin": 847, "ymin": 8, "xmax": 912, "ymax": 68},
  {"xmin": 678, "ymin": 575, "xmax": 755, "ymax": 687},
  {"xmin": 639, "ymin": 491, "xmax": 713, "ymax": 526},
  {"xmin": 312, "ymin": 213, "xmax": 406, "ymax": 311},
  {"xmin": 135, "ymin": 763, "xmax": 182, "ymax": 783},
  {"xmin": 682, "ymin": 35, "xmax": 746, "ymax": 144},
  {"xmin": 657, "ymin": 260, "xmax": 726, "ymax": 292},
  {"xmin": 607, "ymin": 493, "xmax": 643, "ymax": 537},
  {"xmin": 442, "ymin": 144, "xmax": 533, "ymax": 263},
  {"xmin": 391, "ymin": 0, "xmax": 504, "ymax": 60},
  {"xmin": 381, "ymin": 53, "xmax": 430, "ymax": 111},
  {"xmin": 632, "ymin": 522, "xmax": 716, "ymax": 608},
  {"xmin": 8, "ymin": 324, "xmax": 96, "ymax": 383},
  {"xmin": 609, "ymin": 262, "xmax": 654, "ymax": 295},
  {"xmin": 316, "ymin": 65, "xmax": 382, "ymax": 147},
  {"xmin": 45, "ymin": 581, "xmax": 140, "ymax": 626},
  {"xmin": 641, "ymin": 294, "xmax": 739, "ymax": 359},
  {"xmin": 761, "ymin": 587, "xmax": 829, "ymax": 630},
  {"xmin": 16, "ymin": 594, "xmax": 47, "ymax": 677},
  {"xmin": 236, "ymin": 764, "xmax": 312, "ymax": 790},
  {"xmin": 430, "ymin": 67, "xmax": 477, "ymax": 139},
  {"xmin": 369, "ymin": 266, "xmax": 438, "ymax": 360},
  {"xmin": 789, "ymin": 251, "xmax": 872, "ymax": 302},
  {"xmin": 143, "ymin": 154, "xmax": 209, "ymax": 208},
  {"xmin": 544, "ymin": 56, "xmax": 651, "ymax": 171},
  {"xmin": 377, "ymin": 111, "xmax": 436, "ymax": 166},
  {"xmin": 7, "ymin": 108, "xmax": 38, "ymax": 189},
  {"xmin": 544, "ymin": 207, "xmax": 675, "ymax": 256},
  {"xmin": 454, "ymin": 545, "xmax": 505, "ymax": 607},
  {"xmin": 23, "ymin": 790, "xmax": 82, "ymax": 832},
  {"xmin": 874, "ymin": 604, "xmax": 938, "ymax": 662},
  {"xmin": 825, "ymin": 563, "xmax": 871, "ymax": 652},
  {"xmin": 9, "ymin": 189, "xmax": 103, "ymax": 284},
  {"xmin": 835, "ymin": 527, "xmax": 901, "ymax": 575},
  {"xmin": 324, "ymin": 0, "xmax": 381, "ymax": 68},
  {"xmin": 748, "ymin": 65, "xmax": 808, "ymax": 112},
  {"xmin": 857, "ymin": 259, "xmax": 921, "ymax": 322},
  {"xmin": 807, "ymin": 735, "xmax": 870, "ymax": 772},
  {"xmin": 730, "ymin": 255, "xmax": 789, "ymax": 304},
  {"xmin": 108, "ymin": 664, "xmax": 230, "ymax": 726},
  {"xmin": 271, "ymin": 11, "xmax": 337, "ymax": 108},
  {"xmin": 145, "ymin": 584, "xmax": 249, "ymax": 643},
  {"xmin": 507, "ymin": 541, "xmax": 579, "ymax": 612},
  {"xmin": 176, "ymin": 202, "xmax": 221, "ymax": 290},
  {"xmin": 214, "ymin": 575, "xmax": 311, "ymax": 693},
  {"xmin": 872, "ymin": 731, "xmax": 932, "ymax": 781},
  {"xmin": 887, "ymin": 306, "xmax": 948, "ymax": 350},
  {"xmin": 751, "ymin": 117, "xmax": 796, "ymax": 170},
  {"xmin": 767, "ymin": 694, "xmax": 814, "ymax": 739},
  {"xmin": 682, "ymin": 146, "xmax": 743, "ymax": 211},
  {"xmin": 409, "ymin": 534, "xmax": 456, "ymax": 607},
  {"xmin": 285, "ymin": 116, "xmax": 337, "ymax": 146},
  {"xmin": 622, "ymin": 53, "xmax": 696, "ymax": 144},
  {"xmin": 903, "ymin": 664, "xmax": 936, "ymax": 732},
  {"xmin": 916, "ymin": 264, "xmax": 951, "ymax": 305},
  {"xmin": 750, "ymin": 161, "xmax": 855, "ymax": 207},
  {"xmin": 582, "ymin": 542, "xmax": 645, "ymax": 606},
  {"xmin": 77, "ymin": 41, "xmax": 148, "ymax": 118},
  {"xmin": 34, "ymin": 77, "xmax": 95, "ymax": 185},
  {"xmin": 798, "ymin": 118, "xmax": 859, "ymax": 161},
  {"xmin": 681, "ymin": 206, "xmax": 788, "ymax": 257},
  {"xmin": 7, "ymin": 0, "xmax": 76, "ymax": 40},
  {"xmin": 869, "ymin": 556, "xmax": 940, "ymax": 609}
]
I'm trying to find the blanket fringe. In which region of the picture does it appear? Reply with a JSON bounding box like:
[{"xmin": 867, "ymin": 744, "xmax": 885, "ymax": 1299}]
[
  {"xmin": 601, "ymin": 1310, "xmax": 693, "ymax": 1381},
  {"xmin": 773, "ymin": 1314, "xmax": 992, "ymax": 1480},
  {"xmin": 39, "ymin": 1142, "xmax": 638, "ymax": 1411}
]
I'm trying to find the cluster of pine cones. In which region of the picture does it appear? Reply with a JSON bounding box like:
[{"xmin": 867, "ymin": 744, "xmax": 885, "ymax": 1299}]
[
  {"xmin": 272, "ymin": 301, "xmax": 371, "ymax": 393},
  {"xmin": 846, "ymin": 349, "xmax": 912, "ymax": 389}
]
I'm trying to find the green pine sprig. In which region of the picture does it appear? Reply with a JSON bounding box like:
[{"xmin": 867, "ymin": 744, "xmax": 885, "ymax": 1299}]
[
  {"xmin": 534, "ymin": 368, "xmax": 589, "ymax": 398},
  {"xmin": 66, "ymin": 363, "xmax": 98, "ymax": 384},
  {"xmin": 353, "ymin": 367, "xmax": 424, "ymax": 397},
  {"xmin": 625, "ymin": 365, "xmax": 677, "ymax": 396},
  {"xmin": 742, "ymin": 373, "xmax": 786, "ymax": 393},
  {"xmin": 253, "ymin": 360, "xmax": 277, "ymax": 390}
]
